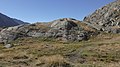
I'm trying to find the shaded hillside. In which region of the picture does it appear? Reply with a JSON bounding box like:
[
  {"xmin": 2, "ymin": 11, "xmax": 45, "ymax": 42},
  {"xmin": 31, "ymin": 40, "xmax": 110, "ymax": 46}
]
[
  {"xmin": 0, "ymin": 13, "xmax": 19, "ymax": 27},
  {"xmin": 13, "ymin": 18, "xmax": 29, "ymax": 25},
  {"xmin": 0, "ymin": 13, "xmax": 29, "ymax": 27}
]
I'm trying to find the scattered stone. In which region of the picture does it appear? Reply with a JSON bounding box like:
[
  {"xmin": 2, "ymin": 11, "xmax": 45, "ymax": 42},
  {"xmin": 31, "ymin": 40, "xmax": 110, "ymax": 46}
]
[{"xmin": 4, "ymin": 44, "xmax": 13, "ymax": 48}]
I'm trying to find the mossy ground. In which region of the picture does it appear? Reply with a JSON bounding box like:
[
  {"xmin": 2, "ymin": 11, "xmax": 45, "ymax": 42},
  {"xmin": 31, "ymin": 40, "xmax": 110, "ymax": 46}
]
[{"xmin": 0, "ymin": 33, "xmax": 120, "ymax": 67}]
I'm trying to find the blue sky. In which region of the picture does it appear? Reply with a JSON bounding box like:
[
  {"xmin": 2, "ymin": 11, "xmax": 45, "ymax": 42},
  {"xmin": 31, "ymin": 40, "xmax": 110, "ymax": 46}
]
[{"xmin": 0, "ymin": 0, "xmax": 115, "ymax": 23}]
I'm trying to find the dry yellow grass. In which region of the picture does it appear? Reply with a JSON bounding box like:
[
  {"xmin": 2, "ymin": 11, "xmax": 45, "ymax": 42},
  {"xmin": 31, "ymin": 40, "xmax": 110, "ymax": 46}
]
[
  {"xmin": 35, "ymin": 55, "xmax": 72, "ymax": 67},
  {"xmin": 0, "ymin": 33, "xmax": 120, "ymax": 67}
]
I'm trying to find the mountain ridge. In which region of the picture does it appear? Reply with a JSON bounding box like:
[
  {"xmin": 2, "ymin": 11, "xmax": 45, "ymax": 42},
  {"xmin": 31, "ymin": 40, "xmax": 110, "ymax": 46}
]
[
  {"xmin": 0, "ymin": 13, "xmax": 29, "ymax": 27},
  {"xmin": 0, "ymin": 0, "xmax": 119, "ymax": 43},
  {"xmin": 0, "ymin": 0, "xmax": 120, "ymax": 67},
  {"xmin": 84, "ymin": 0, "xmax": 120, "ymax": 33}
]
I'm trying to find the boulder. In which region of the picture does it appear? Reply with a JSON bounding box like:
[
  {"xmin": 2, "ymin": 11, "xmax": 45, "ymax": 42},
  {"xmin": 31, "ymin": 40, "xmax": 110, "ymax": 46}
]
[
  {"xmin": 51, "ymin": 18, "xmax": 78, "ymax": 30},
  {"xmin": 49, "ymin": 18, "xmax": 95, "ymax": 41}
]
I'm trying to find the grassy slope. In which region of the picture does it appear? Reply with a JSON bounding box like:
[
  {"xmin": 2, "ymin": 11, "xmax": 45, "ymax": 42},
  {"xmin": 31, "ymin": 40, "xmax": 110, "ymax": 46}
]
[{"xmin": 0, "ymin": 33, "xmax": 120, "ymax": 67}]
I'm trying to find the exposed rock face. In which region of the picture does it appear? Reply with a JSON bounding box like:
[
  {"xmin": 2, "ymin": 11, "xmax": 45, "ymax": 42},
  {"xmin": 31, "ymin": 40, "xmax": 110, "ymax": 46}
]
[
  {"xmin": 84, "ymin": 0, "xmax": 120, "ymax": 33},
  {"xmin": 0, "ymin": 25, "xmax": 28, "ymax": 43},
  {"xmin": 51, "ymin": 18, "xmax": 78, "ymax": 30},
  {"xmin": 49, "ymin": 18, "xmax": 96, "ymax": 41},
  {"xmin": 0, "ymin": 18, "xmax": 96, "ymax": 43},
  {"xmin": 1, "ymin": 0, "xmax": 119, "ymax": 44}
]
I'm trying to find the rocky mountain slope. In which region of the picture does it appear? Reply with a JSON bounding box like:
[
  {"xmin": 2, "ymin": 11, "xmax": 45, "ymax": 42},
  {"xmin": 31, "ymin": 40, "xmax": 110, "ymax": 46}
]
[
  {"xmin": 0, "ymin": 0, "xmax": 120, "ymax": 44},
  {"xmin": 84, "ymin": 0, "xmax": 120, "ymax": 33},
  {"xmin": 0, "ymin": 0, "xmax": 120, "ymax": 67},
  {"xmin": 0, "ymin": 13, "xmax": 28, "ymax": 27}
]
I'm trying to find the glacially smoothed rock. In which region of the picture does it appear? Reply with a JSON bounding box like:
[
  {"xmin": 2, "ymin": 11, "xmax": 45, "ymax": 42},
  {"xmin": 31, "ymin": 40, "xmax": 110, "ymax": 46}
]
[{"xmin": 0, "ymin": 18, "xmax": 96, "ymax": 44}]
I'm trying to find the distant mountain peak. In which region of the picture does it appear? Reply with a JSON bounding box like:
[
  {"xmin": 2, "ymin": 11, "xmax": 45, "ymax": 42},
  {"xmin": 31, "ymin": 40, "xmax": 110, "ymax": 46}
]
[
  {"xmin": 0, "ymin": 13, "xmax": 29, "ymax": 27},
  {"xmin": 12, "ymin": 18, "xmax": 29, "ymax": 24}
]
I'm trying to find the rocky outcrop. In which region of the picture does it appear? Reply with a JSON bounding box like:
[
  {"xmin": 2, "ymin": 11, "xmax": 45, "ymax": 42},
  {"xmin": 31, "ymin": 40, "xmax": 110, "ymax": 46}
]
[
  {"xmin": 0, "ymin": 18, "xmax": 96, "ymax": 44},
  {"xmin": 0, "ymin": 25, "xmax": 28, "ymax": 43},
  {"xmin": 1, "ymin": 0, "xmax": 119, "ymax": 44},
  {"xmin": 51, "ymin": 18, "xmax": 78, "ymax": 30},
  {"xmin": 84, "ymin": 0, "xmax": 120, "ymax": 33},
  {"xmin": 48, "ymin": 18, "xmax": 96, "ymax": 41}
]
